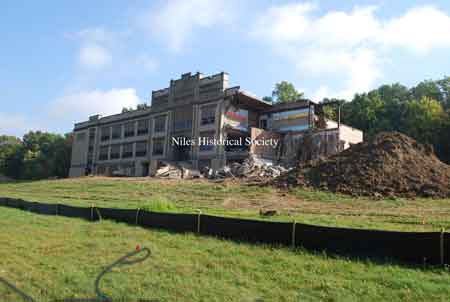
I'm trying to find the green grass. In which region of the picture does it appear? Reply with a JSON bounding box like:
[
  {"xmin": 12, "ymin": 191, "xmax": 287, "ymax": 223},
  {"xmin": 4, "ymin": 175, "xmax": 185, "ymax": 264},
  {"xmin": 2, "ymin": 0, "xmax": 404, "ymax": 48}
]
[
  {"xmin": 0, "ymin": 177, "xmax": 450, "ymax": 232},
  {"xmin": 1, "ymin": 207, "xmax": 449, "ymax": 302}
]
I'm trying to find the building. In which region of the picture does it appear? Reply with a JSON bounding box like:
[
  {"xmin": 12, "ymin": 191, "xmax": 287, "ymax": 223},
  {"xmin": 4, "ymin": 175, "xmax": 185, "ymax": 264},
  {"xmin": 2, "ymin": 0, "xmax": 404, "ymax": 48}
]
[{"xmin": 69, "ymin": 72, "xmax": 362, "ymax": 177}]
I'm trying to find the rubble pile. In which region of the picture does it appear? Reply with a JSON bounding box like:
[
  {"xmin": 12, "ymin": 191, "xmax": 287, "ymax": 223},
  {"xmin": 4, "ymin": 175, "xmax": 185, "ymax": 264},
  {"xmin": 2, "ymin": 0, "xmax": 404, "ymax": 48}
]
[
  {"xmin": 275, "ymin": 132, "xmax": 450, "ymax": 198},
  {"xmin": 155, "ymin": 161, "xmax": 200, "ymax": 179},
  {"xmin": 205, "ymin": 156, "xmax": 290, "ymax": 180}
]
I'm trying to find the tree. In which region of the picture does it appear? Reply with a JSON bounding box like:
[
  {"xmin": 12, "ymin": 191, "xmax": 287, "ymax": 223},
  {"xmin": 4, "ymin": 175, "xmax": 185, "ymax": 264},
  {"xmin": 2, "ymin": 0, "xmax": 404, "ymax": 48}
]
[
  {"xmin": 136, "ymin": 103, "xmax": 150, "ymax": 110},
  {"xmin": 0, "ymin": 136, "xmax": 24, "ymax": 179},
  {"xmin": 272, "ymin": 81, "xmax": 304, "ymax": 103},
  {"xmin": 262, "ymin": 96, "xmax": 273, "ymax": 103}
]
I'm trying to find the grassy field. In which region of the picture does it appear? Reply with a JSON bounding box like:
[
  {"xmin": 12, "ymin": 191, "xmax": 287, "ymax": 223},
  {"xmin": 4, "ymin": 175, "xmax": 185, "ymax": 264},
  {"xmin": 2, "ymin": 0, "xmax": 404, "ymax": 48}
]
[
  {"xmin": 1, "ymin": 177, "xmax": 450, "ymax": 232},
  {"xmin": 1, "ymin": 206, "xmax": 449, "ymax": 302}
]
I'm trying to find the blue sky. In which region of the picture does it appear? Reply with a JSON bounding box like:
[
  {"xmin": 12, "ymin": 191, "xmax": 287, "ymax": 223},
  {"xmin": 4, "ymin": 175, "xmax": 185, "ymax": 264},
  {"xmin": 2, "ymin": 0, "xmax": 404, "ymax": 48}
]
[{"xmin": 2, "ymin": 0, "xmax": 450, "ymax": 137}]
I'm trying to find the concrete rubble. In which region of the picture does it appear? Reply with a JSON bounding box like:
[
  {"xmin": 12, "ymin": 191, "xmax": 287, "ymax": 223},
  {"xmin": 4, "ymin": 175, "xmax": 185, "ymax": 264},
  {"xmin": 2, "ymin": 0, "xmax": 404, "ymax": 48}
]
[
  {"xmin": 154, "ymin": 156, "xmax": 291, "ymax": 180},
  {"xmin": 204, "ymin": 155, "xmax": 290, "ymax": 180}
]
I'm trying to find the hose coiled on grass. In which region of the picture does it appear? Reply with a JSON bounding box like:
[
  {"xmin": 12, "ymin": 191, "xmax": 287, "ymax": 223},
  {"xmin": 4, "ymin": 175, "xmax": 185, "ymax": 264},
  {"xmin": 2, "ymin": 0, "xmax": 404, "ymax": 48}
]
[{"xmin": 0, "ymin": 245, "xmax": 151, "ymax": 302}]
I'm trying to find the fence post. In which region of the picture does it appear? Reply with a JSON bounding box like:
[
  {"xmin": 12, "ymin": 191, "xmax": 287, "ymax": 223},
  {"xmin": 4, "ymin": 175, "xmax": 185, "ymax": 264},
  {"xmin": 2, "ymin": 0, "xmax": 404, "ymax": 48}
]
[
  {"xmin": 440, "ymin": 228, "xmax": 445, "ymax": 266},
  {"xmin": 291, "ymin": 220, "xmax": 296, "ymax": 249},
  {"xmin": 90, "ymin": 204, "xmax": 94, "ymax": 221},
  {"xmin": 135, "ymin": 208, "xmax": 140, "ymax": 225},
  {"xmin": 196, "ymin": 210, "xmax": 202, "ymax": 234}
]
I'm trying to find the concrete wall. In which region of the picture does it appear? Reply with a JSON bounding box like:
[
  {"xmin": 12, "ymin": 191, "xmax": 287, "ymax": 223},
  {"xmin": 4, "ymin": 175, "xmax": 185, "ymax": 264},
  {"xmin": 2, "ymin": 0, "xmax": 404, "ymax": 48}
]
[{"xmin": 69, "ymin": 130, "xmax": 89, "ymax": 177}]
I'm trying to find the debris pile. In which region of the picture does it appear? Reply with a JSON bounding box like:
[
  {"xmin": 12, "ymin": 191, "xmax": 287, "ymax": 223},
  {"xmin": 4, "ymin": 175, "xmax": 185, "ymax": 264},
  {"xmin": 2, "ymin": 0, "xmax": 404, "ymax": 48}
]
[
  {"xmin": 155, "ymin": 161, "xmax": 200, "ymax": 179},
  {"xmin": 275, "ymin": 132, "xmax": 450, "ymax": 198},
  {"xmin": 205, "ymin": 156, "xmax": 290, "ymax": 180}
]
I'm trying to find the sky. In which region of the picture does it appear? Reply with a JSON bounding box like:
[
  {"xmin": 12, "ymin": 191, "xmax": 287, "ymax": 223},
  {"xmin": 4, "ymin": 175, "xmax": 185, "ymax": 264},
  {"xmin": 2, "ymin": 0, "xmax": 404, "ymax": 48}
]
[{"xmin": 2, "ymin": 0, "xmax": 450, "ymax": 137}]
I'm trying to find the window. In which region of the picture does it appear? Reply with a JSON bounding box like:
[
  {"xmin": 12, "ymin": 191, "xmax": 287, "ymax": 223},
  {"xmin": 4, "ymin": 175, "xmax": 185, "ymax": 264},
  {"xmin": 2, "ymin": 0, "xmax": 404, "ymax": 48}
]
[
  {"xmin": 152, "ymin": 138, "xmax": 164, "ymax": 156},
  {"xmin": 135, "ymin": 141, "xmax": 147, "ymax": 157},
  {"xmin": 199, "ymin": 131, "xmax": 215, "ymax": 152},
  {"xmin": 154, "ymin": 116, "xmax": 166, "ymax": 133},
  {"xmin": 89, "ymin": 128, "xmax": 96, "ymax": 140},
  {"xmin": 110, "ymin": 145, "xmax": 120, "ymax": 159},
  {"xmin": 76, "ymin": 132, "xmax": 86, "ymax": 141},
  {"xmin": 200, "ymin": 105, "xmax": 216, "ymax": 125},
  {"xmin": 112, "ymin": 125, "xmax": 122, "ymax": 140},
  {"xmin": 259, "ymin": 119, "xmax": 268, "ymax": 130},
  {"xmin": 173, "ymin": 107, "xmax": 192, "ymax": 131},
  {"xmin": 99, "ymin": 146, "xmax": 109, "ymax": 161},
  {"xmin": 100, "ymin": 127, "xmax": 110, "ymax": 141},
  {"xmin": 122, "ymin": 143, "xmax": 133, "ymax": 158},
  {"xmin": 137, "ymin": 119, "xmax": 149, "ymax": 135},
  {"xmin": 124, "ymin": 122, "xmax": 135, "ymax": 137}
]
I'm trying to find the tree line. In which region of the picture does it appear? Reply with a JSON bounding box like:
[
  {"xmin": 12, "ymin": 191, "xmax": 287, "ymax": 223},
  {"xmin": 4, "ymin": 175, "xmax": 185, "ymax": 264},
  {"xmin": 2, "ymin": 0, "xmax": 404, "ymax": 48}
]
[
  {"xmin": 0, "ymin": 132, "xmax": 72, "ymax": 180},
  {"xmin": 1, "ymin": 76, "xmax": 449, "ymax": 180}
]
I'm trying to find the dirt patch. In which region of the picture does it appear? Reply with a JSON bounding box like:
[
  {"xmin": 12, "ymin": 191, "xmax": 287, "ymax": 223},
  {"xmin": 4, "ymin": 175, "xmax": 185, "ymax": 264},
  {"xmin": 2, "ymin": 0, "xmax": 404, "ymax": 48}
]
[{"xmin": 274, "ymin": 132, "xmax": 450, "ymax": 198}]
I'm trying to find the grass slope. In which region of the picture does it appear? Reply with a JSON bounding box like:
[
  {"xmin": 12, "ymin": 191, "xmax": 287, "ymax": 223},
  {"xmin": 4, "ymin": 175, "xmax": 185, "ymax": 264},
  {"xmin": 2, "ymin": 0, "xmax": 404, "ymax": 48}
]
[
  {"xmin": 0, "ymin": 177, "xmax": 450, "ymax": 231},
  {"xmin": 0, "ymin": 207, "xmax": 449, "ymax": 302}
]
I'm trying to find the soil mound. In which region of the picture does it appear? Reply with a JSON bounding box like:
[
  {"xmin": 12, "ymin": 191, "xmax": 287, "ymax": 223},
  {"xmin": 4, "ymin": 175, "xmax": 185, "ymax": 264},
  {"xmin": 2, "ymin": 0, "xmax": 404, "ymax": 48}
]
[{"xmin": 276, "ymin": 132, "xmax": 450, "ymax": 198}]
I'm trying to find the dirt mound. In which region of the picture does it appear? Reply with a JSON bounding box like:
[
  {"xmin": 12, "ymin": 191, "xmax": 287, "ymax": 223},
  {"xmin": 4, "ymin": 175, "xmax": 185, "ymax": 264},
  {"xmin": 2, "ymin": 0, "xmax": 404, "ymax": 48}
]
[{"xmin": 275, "ymin": 132, "xmax": 450, "ymax": 198}]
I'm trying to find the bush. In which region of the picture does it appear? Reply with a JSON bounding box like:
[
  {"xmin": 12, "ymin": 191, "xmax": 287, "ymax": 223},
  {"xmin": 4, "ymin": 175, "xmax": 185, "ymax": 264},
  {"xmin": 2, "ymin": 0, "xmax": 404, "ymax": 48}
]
[{"xmin": 141, "ymin": 196, "xmax": 177, "ymax": 212}]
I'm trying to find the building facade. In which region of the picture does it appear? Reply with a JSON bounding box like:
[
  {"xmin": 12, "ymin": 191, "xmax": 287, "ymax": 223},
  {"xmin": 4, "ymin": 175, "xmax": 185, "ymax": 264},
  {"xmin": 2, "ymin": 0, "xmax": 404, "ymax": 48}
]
[{"xmin": 69, "ymin": 72, "xmax": 362, "ymax": 177}]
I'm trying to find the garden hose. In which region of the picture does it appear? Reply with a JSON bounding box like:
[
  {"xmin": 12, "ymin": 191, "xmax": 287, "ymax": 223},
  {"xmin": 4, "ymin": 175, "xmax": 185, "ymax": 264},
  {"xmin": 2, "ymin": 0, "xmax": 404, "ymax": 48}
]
[{"xmin": 0, "ymin": 245, "xmax": 151, "ymax": 302}]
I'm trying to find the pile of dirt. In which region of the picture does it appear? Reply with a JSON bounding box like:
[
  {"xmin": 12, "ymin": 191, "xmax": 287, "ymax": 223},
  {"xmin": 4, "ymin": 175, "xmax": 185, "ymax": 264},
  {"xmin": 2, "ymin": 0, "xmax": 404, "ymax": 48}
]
[{"xmin": 275, "ymin": 132, "xmax": 450, "ymax": 198}]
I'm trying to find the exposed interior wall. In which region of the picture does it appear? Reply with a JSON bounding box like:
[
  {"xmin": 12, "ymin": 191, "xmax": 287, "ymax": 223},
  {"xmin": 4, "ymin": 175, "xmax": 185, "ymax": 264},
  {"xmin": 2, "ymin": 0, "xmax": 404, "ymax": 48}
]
[
  {"xmin": 249, "ymin": 128, "xmax": 281, "ymax": 160},
  {"xmin": 277, "ymin": 130, "xmax": 340, "ymax": 166}
]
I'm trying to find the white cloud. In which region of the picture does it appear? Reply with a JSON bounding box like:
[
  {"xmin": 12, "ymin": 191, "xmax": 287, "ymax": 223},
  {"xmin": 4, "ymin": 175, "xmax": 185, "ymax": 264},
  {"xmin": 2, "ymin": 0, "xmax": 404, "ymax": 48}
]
[
  {"xmin": 142, "ymin": 0, "xmax": 235, "ymax": 51},
  {"xmin": 48, "ymin": 89, "xmax": 142, "ymax": 124},
  {"xmin": 253, "ymin": 3, "xmax": 450, "ymax": 100},
  {"xmin": 381, "ymin": 6, "xmax": 450, "ymax": 54},
  {"xmin": 78, "ymin": 44, "xmax": 112, "ymax": 69}
]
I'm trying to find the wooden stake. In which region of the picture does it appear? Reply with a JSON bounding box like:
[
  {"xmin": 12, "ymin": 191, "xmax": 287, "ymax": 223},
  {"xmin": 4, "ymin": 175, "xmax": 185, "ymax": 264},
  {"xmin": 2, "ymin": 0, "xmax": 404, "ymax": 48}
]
[{"xmin": 292, "ymin": 220, "xmax": 296, "ymax": 249}]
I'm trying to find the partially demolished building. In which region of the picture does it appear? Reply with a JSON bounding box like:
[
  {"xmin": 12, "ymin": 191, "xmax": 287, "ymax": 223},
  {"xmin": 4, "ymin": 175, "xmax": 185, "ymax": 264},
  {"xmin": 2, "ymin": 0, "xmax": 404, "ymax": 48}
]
[{"xmin": 69, "ymin": 72, "xmax": 362, "ymax": 177}]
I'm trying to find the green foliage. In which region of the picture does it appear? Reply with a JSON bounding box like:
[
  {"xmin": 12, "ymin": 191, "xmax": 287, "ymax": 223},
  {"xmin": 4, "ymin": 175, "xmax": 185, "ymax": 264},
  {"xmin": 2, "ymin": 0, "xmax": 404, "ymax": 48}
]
[
  {"xmin": 142, "ymin": 196, "xmax": 177, "ymax": 212},
  {"xmin": 272, "ymin": 81, "xmax": 304, "ymax": 103},
  {"xmin": 0, "ymin": 131, "xmax": 72, "ymax": 180},
  {"xmin": 122, "ymin": 103, "xmax": 150, "ymax": 113},
  {"xmin": 262, "ymin": 96, "xmax": 273, "ymax": 103},
  {"xmin": 340, "ymin": 77, "xmax": 450, "ymax": 163}
]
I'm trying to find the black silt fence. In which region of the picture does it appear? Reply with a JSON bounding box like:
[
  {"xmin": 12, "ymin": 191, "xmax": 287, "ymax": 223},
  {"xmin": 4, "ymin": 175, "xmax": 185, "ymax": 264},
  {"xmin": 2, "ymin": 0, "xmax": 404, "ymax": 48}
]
[
  {"xmin": 27, "ymin": 202, "xmax": 59, "ymax": 215},
  {"xmin": 58, "ymin": 204, "xmax": 99, "ymax": 221},
  {"xmin": 444, "ymin": 233, "xmax": 450, "ymax": 265},
  {"xmin": 138, "ymin": 211, "xmax": 197, "ymax": 233},
  {"xmin": 0, "ymin": 197, "xmax": 449, "ymax": 266},
  {"xmin": 97, "ymin": 207, "xmax": 139, "ymax": 225},
  {"xmin": 294, "ymin": 223, "xmax": 442, "ymax": 264},
  {"xmin": 200, "ymin": 215, "xmax": 292, "ymax": 245},
  {"xmin": 4, "ymin": 198, "xmax": 31, "ymax": 210}
]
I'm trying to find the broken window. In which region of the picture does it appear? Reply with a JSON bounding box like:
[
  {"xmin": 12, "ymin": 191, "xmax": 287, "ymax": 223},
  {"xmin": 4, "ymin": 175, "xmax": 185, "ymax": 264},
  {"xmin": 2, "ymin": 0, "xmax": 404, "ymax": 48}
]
[
  {"xmin": 100, "ymin": 127, "xmax": 110, "ymax": 141},
  {"xmin": 99, "ymin": 146, "xmax": 109, "ymax": 161},
  {"xmin": 152, "ymin": 138, "xmax": 165, "ymax": 156},
  {"xmin": 122, "ymin": 143, "xmax": 133, "ymax": 158},
  {"xmin": 124, "ymin": 122, "xmax": 135, "ymax": 137},
  {"xmin": 110, "ymin": 144, "xmax": 120, "ymax": 159},
  {"xmin": 112, "ymin": 125, "xmax": 122, "ymax": 140},
  {"xmin": 200, "ymin": 104, "xmax": 216, "ymax": 125},
  {"xmin": 137, "ymin": 119, "xmax": 149, "ymax": 136},
  {"xmin": 135, "ymin": 141, "xmax": 147, "ymax": 157},
  {"xmin": 154, "ymin": 116, "xmax": 166, "ymax": 133}
]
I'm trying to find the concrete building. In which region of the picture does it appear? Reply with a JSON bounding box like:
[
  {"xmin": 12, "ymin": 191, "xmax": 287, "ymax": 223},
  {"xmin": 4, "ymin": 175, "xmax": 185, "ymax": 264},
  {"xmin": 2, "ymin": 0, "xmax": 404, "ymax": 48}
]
[{"xmin": 69, "ymin": 72, "xmax": 363, "ymax": 177}]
